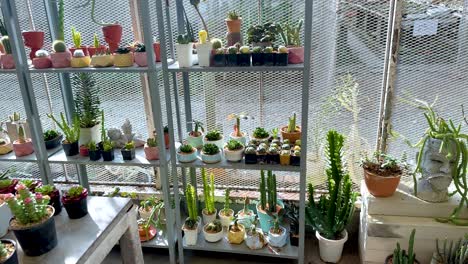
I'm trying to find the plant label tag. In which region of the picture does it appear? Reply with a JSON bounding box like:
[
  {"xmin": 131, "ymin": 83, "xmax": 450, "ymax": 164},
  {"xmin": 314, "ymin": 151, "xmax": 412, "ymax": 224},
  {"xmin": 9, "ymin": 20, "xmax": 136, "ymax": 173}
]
[{"xmin": 413, "ymin": 19, "xmax": 438, "ymax": 36}]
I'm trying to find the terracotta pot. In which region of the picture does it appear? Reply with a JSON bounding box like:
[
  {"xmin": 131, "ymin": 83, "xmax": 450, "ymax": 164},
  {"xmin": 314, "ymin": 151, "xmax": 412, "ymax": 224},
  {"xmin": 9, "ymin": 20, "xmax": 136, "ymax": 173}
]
[
  {"xmin": 88, "ymin": 47, "xmax": 97, "ymax": 57},
  {"xmin": 32, "ymin": 57, "xmax": 52, "ymax": 69},
  {"xmin": 144, "ymin": 144, "xmax": 159, "ymax": 160},
  {"xmin": 287, "ymin": 46, "xmax": 304, "ymax": 64},
  {"xmin": 1, "ymin": 54, "xmax": 15, "ymax": 69},
  {"xmin": 13, "ymin": 139, "xmax": 34, "ymax": 157},
  {"xmin": 164, "ymin": 132, "xmax": 170, "ymax": 149},
  {"xmin": 69, "ymin": 46, "xmax": 89, "ymax": 56},
  {"xmin": 364, "ymin": 168, "xmax": 401, "ymax": 197},
  {"xmin": 22, "ymin": 31, "xmax": 44, "ymax": 60},
  {"xmin": 153, "ymin": 42, "xmax": 161, "ymax": 62},
  {"xmin": 281, "ymin": 126, "xmax": 301, "ymax": 144},
  {"xmin": 225, "ymin": 18, "xmax": 242, "ymax": 33},
  {"xmin": 50, "ymin": 51, "xmax": 71, "ymax": 68},
  {"xmin": 102, "ymin": 24, "xmax": 123, "ymax": 53},
  {"xmin": 134, "ymin": 52, "xmax": 148, "ymax": 67}
]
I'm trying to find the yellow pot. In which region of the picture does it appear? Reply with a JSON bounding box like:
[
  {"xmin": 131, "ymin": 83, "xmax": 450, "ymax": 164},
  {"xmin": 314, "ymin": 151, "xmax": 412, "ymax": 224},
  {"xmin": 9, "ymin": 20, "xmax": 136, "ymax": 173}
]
[
  {"xmin": 91, "ymin": 55, "xmax": 114, "ymax": 67},
  {"xmin": 227, "ymin": 223, "xmax": 245, "ymax": 244},
  {"xmin": 71, "ymin": 56, "xmax": 91, "ymax": 68},
  {"xmin": 0, "ymin": 142, "xmax": 13, "ymax": 155},
  {"xmin": 279, "ymin": 154, "xmax": 290, "ymax": 165},
  {"xmin": 113, "ymin": 53, "xmax": 134, "ymax": 67}
]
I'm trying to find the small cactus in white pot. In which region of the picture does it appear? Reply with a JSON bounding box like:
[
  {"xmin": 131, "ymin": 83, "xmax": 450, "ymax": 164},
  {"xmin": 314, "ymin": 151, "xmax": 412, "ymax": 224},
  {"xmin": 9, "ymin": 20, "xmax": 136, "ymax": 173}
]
[{"xmin": 218, "ymin": 188, "xmax": 234, "ymax": 228}]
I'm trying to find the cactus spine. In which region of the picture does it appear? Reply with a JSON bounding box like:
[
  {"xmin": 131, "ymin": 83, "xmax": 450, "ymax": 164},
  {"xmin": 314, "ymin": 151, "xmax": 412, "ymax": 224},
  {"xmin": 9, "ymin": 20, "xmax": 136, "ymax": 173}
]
[
  {"xmin": 259, "ymin": 170, "xmax": 277, "ymax": 212},
  {"xmin": 202, "ymin": 168, "xmax": 215, "ymax": 214},
  {"xmin": 305, "ymin": 130, "xmax": 357, "ymax": 240}
]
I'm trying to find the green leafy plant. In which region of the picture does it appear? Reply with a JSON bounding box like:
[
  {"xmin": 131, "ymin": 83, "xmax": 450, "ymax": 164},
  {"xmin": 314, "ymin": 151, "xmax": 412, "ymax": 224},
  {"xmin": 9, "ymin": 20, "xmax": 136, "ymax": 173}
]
[
  {"xmin": 202, "ymin": 168, "xmax": 215, "ymax": 214},
  {"xmin": 1, "ymin": 184, "xmax": 50, "ymax": 225},
  {"xmin": 189, "ymin": 0, "xmax": 210, "ymax": 40},
  {"xmin": 226, "ymin": 139, "xmax": 243, "ymax": 151},
  {"xmin": 247, "ymin": 22, "xmax": 279, "ymax": 44},
  {"xmin": 189, "ymin": 120, "xmax": 204, "ymax": 137},
  {"xmin": 305, "ymin": 130, "xmax": 357, "ymax": 240},
  {"xmin": 140, "ymin": 195, "xmax": 161, "ymax": 211},
  {"xmin": 205, "ymin": 219, "xmax": 222, "ymax": 233},
  {"xmin": 391, "ymin": 229, "xmax": 416, "ymax": 264},
  {"xmin": 222, "ymin": 188, "xmax": 231, "ymax": 214},
  {"xmin": 43, "ymin": 129, "xmax": 59, "ymax": 141},
  {"xmin": 259, "ymin": 170, "xmax": 277, "ymax": 213},
  {"xmin": 227, "ymin": 10, "xmax": 240, "ymax": 20},
  {"xmin": 147, "ymin": 138, "xmax": 157, "ymax": 147},
  {"xmin": 73, "ymin": 73, "xmax": 101, "ymax": 128},
  {"xmin": 279, "ymin": 19, "xmax": 303, "ymax": 47},
  {"xmin": 179, "ymin": 144, "xmax": 194, "ymax": 153},
  {"xmin": 434, "ymin": 235, "xmax": 468, "ymax": 264},
  {"xmin": 88, "ymin": 140, "xmax": 98, "ymax": 151},
  {"xmin": 287, "ymin": 112, "xmax": 298, "ymax": 132},
  {"xmin": 47, "ymin": 113, "xmax": 80, "ymax": 143},
  {"xmin": 185, "ymin": 184, "xmax": 198, "ymax": 229},
  {"xmin": 124, "ymin": 141, "xmax": 135, "ymax": 150},
  {"xmin": 205, "ymin": 130, "xmax": 222, "ymax": 141},
  {"xmin": 65, "ymin": 186, "xmax": 84, "ymax": 199},
  {"xmin": 71, "ymin": 27, "xmax": 81, "ymax": 48},
  {"xmin": 253, "ymin": 127, "xmax": 269, "ymax": 139},
  {"xmin": 202, "ymin": 143, "xmax": 220, "ymax": 155},
  {"xmin": 35, "ymin": 185, "xmax": 55, "ymax": 196}
]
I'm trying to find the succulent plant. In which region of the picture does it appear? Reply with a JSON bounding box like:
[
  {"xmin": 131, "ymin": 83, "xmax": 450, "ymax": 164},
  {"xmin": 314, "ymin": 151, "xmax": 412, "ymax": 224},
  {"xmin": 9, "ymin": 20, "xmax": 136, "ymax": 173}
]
[
  {"xmin": 228, "ymin": 46, "xmax": 237, "ymax": 55},
  {"xmin": 278, "ymin": 45, "xmax": 288, "ymax": 53},
  {"xmin": 93, "ymin": 33, "xmax": 100, "ymax": 48},
  {"xmin": 179, "ymin": 144, "xmax": 194, "ymax": 153},
  {"xmin": 88, "ymin": 140, "xmax": 98, "ymax": 151},
  {"xmin": 202, "ymin": 143, "xmax": 220, "ymax": 155},
  {"xmin": 226, "ymin": 139, "xmax": 243, "ymax": 151},
  {"xmin": 147, "ymin": 137, "xmax": 157, "ymax": 147},
  {"xmin": 253, "ymin": 127, "xmax": 269, "ymax": 139},
  {"xmin": 227, "ymin": 10, "xmax": 240, "ymax": 20},
  {"xmin": 211, "ymin": 38, "xmax": 223, "ymax": 49},
  {"xmin": 281, "ymin": 144, "xmax": 291, "ymax": 150},
  {"xmin": 257, "ymin": 145, "xmax": 267, "ymax": 154},
  {"xmin": 71, "ymin": 27, "xmax": 81, "ymax": 48},
  {"xmin": 177, "ymin": 34, "xmax": 191, "ymax": 45},
  {"xmin": 115, "ymin": 47, "xmax": 131, "ymax": 54},
  {"xmin": 216, "ymin": 48, "xmax": 225, "ymax": 55},
  {"xmin": 205, "ymin": 219, "xmax": 223, "ymax": 233},
  {"xmin": 124, "ymin": 141, "xmax": 135, "ymax": 150},
  {"xmin": 43, "ymin": 129, "xmax": 59, "ymax": 141},
  {"xmin": 268, "ymin": 147, "xmax": 279, "ymax": 155},
  {"xmin": 205, "ymin": 130, "xmax": 222, "ymax": 141},
  {"xmin": 133, "ymin": 42, "xmax": 146, "ymax": 52},
  {"xmin": 52, "ymin": 40, "xmax": 67, "ymax": 53},
  {"xmin": 65, "ymin": 186, "xmax": 84, "ymax": 199}
]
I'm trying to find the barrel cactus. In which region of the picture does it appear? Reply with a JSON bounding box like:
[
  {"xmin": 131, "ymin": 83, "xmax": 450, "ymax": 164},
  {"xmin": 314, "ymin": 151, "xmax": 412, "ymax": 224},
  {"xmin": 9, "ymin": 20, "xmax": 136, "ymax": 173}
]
[{"xmin": 52, "ymin": 40, "xmax": 67, "ymax": 53}]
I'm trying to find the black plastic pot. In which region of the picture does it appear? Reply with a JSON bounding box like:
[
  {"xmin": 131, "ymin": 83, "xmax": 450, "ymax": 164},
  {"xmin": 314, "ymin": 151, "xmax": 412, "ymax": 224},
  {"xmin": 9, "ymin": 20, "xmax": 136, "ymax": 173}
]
[
  {"xmin": 290, "ymin": 155, "xmax": 300, "ymax": 166},
  {"xmin": 102, "ymin": 150, "xmax": 115, "ymax": 161},
  {"xmin": 44, "ymin": 134, "xmax": 63, "ymax": 150},
  {"xmin": 89, "ymin": 149, "xmax": 101, "ymax": 161},
  {"xmin": 49, "ymin": 189, "xmax": 62, "ymax": 216},
  {"xmin": 275, "ymin": 53, "xmax": 288, "ymax": 66},
  {"xmin": 121, "ymin": 148, "xmax": 136, "ymax": 161},
  {"xmin": 263, "ymin": 53, "xmax": 275, "ymax": 66},
  {"xmin": 238, "ymin": 53, "xmax": 251, "ymax": 66},
  {"xmin": 212, "ymin": 54, "xmax": 225, "ymax": 67},
  {"xmin": 62, "ymin": 141, "xmax": 79, "ymax": 156},
  {"xmin": 267, "ymin": 154, "xmax": 280, "ymax": 164},
  {"xmin": 257, "ymin": 154, "xmax": 267, "ymax": 164},
  {"xmin": 11, "ymin": 210, "xmax": 58, "ymax": 256},
  {"xmin": 63, "ymin": 197, "xmax": 88, "ymax": 219},
  {"xmin": 226, "ymin": 54, "xmax": 237, "ymax": 66},
  {"xmin": 245, "ymin": 153, "xmax": 257, "ymax": 164},
  {"xmin": 0, "ymin": 239, "xmax": 19, "ymax": 264},
  {"xmin": 252, "ymin": 53, "xmax": 264, "ymax": 66}
]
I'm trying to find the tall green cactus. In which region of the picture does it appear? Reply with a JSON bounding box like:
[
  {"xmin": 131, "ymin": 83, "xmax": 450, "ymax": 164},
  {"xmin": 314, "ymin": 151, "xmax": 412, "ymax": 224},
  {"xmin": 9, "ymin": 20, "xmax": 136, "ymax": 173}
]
[
  {"xmin": 259, "ymin": 170, "xmax": 277, "ymax": 212},
  {"xmin": 392, "ymin": 229, "xmax": 416, "ymax": 264},
  {"xmin": 223, "ymin": 188, "xmax": 230, "ymax": 213},
  {"xmin": 202, "ymin": 168, "xmax": 215, "ymax": 214},
  {"xmin": 185, "ymin": 184, "xmax": 198, "ymax": 222},
  {"xmin": 305, "ymin": 130, "xmax": 357, "ymax": 240},
  {"xmin": 260, "ymin": 170, "xmax": 267, "ymax": 210},
  {"xmin": 17, "ymin": 124, "xmax": 25, "ymax": 143}
]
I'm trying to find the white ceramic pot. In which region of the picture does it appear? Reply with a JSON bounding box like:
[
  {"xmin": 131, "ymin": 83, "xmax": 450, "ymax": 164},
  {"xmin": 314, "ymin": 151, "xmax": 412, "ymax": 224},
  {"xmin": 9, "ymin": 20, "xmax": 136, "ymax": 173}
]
[
  {"xmin": 268, "ymin": 226, "xmax": 287, "ymax": 248},
  {"xmin": 224, "ymin": 146, "xmax": 244, "ymax": 162},
  {"xmin": 218, "ymin": 209, "xmax": 234, "ymax": 228},
  {"xmin": 0, "ymin": 202, "xmax": 12, "ymax": 237},
  {"xmin": 196, "ymin": 43, "xmax": 212, "ymax": 67},
  {"xmin": 229, "ymin": 132, "xmax": 247, "ymax": 146},
  {"xmin": 202, "ymin": 208, "xmax": 217, "ymax": 224},
  {"xmin": 183, "ymin": 223, "xmax": 199, "ymax": 246},
  {"xmin": 79, "ymin": 124, "xmax": 101, "ymax": 146},
  {"xmin": 316, "ymin": 230, "xmax": 348, "ymax": 263},
  {"xmin": 203, "ymin": 135, "xmax": 224, "ymax": 151},
  {"xmin": 139, "ymin": 206, "xmax": 162, "ymax": 221},
  {"xmin": 176, "ymin": 147, "xmax": 198, "ymax": 163},
  {"xmin": 186, "ymin": 132, "xmax": 203, "ymax": 149},
  {"xmin": 176, "ymin": 43, "xmax": 193, "ymax": 68},
  {"xmin": 203, "ymin": 223, "xmax": 224, "ymax": 242},
  {"xmin": 236, "ymin": 209, "xmax": 255, "ymax": 229},
  {"xmin": 201, "ymin": 151, "xmax": 221, "ymax": 164},
  {"xmin": 245, "ymin": 228, "xmax": 265, "ymax": 250}
]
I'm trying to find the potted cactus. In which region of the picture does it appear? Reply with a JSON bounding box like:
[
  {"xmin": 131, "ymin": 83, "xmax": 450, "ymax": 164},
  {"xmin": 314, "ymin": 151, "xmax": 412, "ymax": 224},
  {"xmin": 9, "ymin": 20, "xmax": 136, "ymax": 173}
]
[
  {"xmin": 62, "ymin": 185, "xmax": 88, "ymax": 219},
  {"xmin": 385, "ymin": 229, "xmax": 419, "ymax": 264},
  {"xmin": 0, "ymin": 36, "xmax": 15, "ymax": 69},
  {"xmin": 43, "ymin": 129, "xmax": 63, "ymax": 150},
  {"xmin": 113, "ymin": 47, "xmax": 133, "ymax": 67},
  {"xmin": 224, "ymin": 139, "xmax": 244, "ymax": 162},
  {"xmin": 201, "ymin": 169, "xmax": 217, "ymax": 224},
  {"xmin": 238, "ymin": 46, "xmax": 251, "ymax": 66},
  {"xmin": 201, "ymin": 143, "xmax": 221, "ymax": 164},
  {"xmin": 32, "ymin": 50, "xmax": 52, "ymax": 69},
  {"xmin": 183, "ymin": 184, "xmax": 200, "ymax": 246},
  {"xmin": 0, "ymin": 184, "xmax": 58, "ymax": 256},
  {"xmin": 90, "ymin": 48, "xmax": 114, "ymax": 67},
  {"xmin": 251, "ymin": 127, "xmax": 270, "ymax": 142},
  {"xmin": 87, "ymin": 34, "xmax": 99, "ymax": 57},
  {"xmin": 47, "ymin": 113, "xmax": 80, "ymax": 156},
  {"xmin": 69, "ymin": 27, "xmax": 88, "ymax": 56},
  {"xmin": 212, "ymin": 48, "xmax": 226, "ymax": 67},
  {"xmin": 227, "ymin": 113, "xmax": 250, "ymax": 145},
  {"xmin": 101, "ymin": 139, "xmax": 114, "ymax": 161},
  {"xmin": 0, "ymin": 170, "xmax": 17, "ymax": 195},
  {"xmin": 218, "ymin": 188, "xmax": 234, "ymax": 227},
  {"xmin": 268, "ymin": 216, "xmax": 287, "ymax": 248},
  {"xmin": 256, "ymin": 143, "xmax": 268, "ymax": 164},
  {"xmin": 144, "ymin": 137, "xmax": 159, "ymax": 161},
  {"xmin": 227, "ymin": 219, "xmax": 245, "ymax": 244},
  {"xmin": 74, "ymin": 73, "xmax": 101, "ymax": 146},
  {"xmin": 35, "ymin": 185, "xmax": 62, "ymax": 216},
  {"xmin": 306, "ymin": 130, "xmax": 357, "ymax": 263},
  {"xmin": 177, "ymin": 143, "xmax": 197, "ymax": 163},
  {"xmin": 186, "ymin": 120, "xmax": 204, "ymax": 149},
  {"xmin": 6, "ymin": 112, "xmax": 30, "ymax": 143},
  {"xmin": 88, "ymin": 140, "xmax": 101, "ymax": 161},
  {"xmin": 196, "ymin": 30, "xmax": 211, "ymax": 67},
  {"xmin": 203, "ymin": 220, "xmax": 223, "ymax": 243},
  {"xmin": 281, "ymin": 112, "xmax": 301, "ymax": 144},
  {"xmin": 203, "ymin": 130, "xmax": 224, "ymax": 150},
  {"xmin": 431, "ymin": 236, "xmax": 467, "ymax": 264},
  {"xmin": 226, "ymin": 46, "xmax": 238, "ymax": 67},
  {"xmin": 290, "ymin": 144, "xmax": 301, "ymax": 166},
  {"xmin": 245, "ymin": 217, "xmax": 266, "ymax": 250},
  {"xmin": 263, "ymin": 47, "xmax": 275, "ymax": 66},
  {"xmin": 0, "ymin": 239, "xmax": 18, "ymax": 264},
  {"xmin": 50, "ymin": 40, "xmax": 71, "ymax": 68},
  {"xmin": 244, "ymin": 145, "xmax": 257, "ymax": 164},
  {"xmin": 176, "ymin": 34, "xmax": 193, "ymax": 68},
  {"xmin": 121, "ymin": 141, "xmax": 135, "ymax": 161},
  {"xmin": 133, "ymin": 42, "xmax": 147, "ymax": 67},
  {"xmin": 236, "ymin": 196, "xmax": 255, "ymax": 228},
  {"xmin": 267, "ymin": 146, "xmax": 280, "ymax": 164},
  {"xmin": 251, "ymin": 47, "xmax": 264, "ymax": 66},
  {"xmin": 225, "ymin": 11, "xmax": 242, "ymax": 46},
  {"xmin": 256, "ymin": 170, "xmax": 284, "ymax": 232},
  {"xmin": 71, "ymin": 49, "xmax": 91, "ymax": 68},
  {"xmin": 276, "ymin": 46, "xmax": 288, "ymax": 66},
  {"xmin": 279, "ymin": 20, "xmax": 304, "ymax": 64},
  {"xmin": 12, "ymin": 124, "xmax": 34, "ymax": 157}
]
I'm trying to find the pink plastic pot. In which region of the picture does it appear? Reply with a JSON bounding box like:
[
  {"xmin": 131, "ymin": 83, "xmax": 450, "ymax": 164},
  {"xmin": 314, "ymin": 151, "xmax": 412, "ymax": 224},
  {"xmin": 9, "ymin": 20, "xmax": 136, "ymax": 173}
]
[
  {"xmin": 13, "ymin": 139, "xmax": 34, "ymax": 157},
  {"xmin": 144, "ymin": 145, "xmax": 160, "ymax": 160},
  {"xmin": 287, "ymin": 46, "xmax": 304, "ymax": 64},
  {"xmin": 102, "ymin": 24, "xmax": 123, "ymax": 53},
  {"xmin": 134, "ymin": 52, "xmax": 148, "ymax": 67},
  {"xmin": 50, "ymin": 51, "xmax": 71, "ymax": 68},
  {"xmin": 22, "ymin": 31, "xmax": 44, "ymax": 60},
  {"xmin": 32, "ymin": 57, "xmax": 52, "ymax": 69},
  {"xmin": 88, "ymin": 47, "xmax": 97, "ymax": 57},
  {"xmin": 1, "ymin": 54, "xmax": 15, "ymax": 69},
  {"xmin": 153, "ymin": 42, "xmax": 161, "ymax": 62}
]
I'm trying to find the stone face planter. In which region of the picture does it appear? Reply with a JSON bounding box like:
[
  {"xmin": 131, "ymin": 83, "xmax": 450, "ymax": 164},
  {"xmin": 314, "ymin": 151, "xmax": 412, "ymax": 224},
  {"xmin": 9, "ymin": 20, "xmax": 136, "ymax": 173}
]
[
  {"xmin": 134, "ymin": 52, "xmax": 148, "ymax": 67},
  {"xmin": 177, "ymin": 147, "xmax": 197, "ymax": 163},
  {"xmin": 1, "ymin": 54, "xmax": 15, "ymax": 69},
  {"xmin": 196, "ymin": 43, "xmax": 212, "ymax": 67},
  {"xmin": 12, "ymin": 139, "xmax": 34, "ymax": 157},
  {"xmin": 71, "ymin": 56, "xmax": 91, "ymax": 68},
  {"xmin": 281, "ymin": 126, "xmax": 301, "ymax": 144},
  {"xmin": 182, "ymin": 221, "xmax": 199, "ymax": 246},
  {"xmin": 0, "ymin": 202, "xmax": 12, "ymax": 237},
  {"xmin": 113, "ymin": 53, "xmax": 134, "ymax": 67},
  {"xmin": 287, "ymin": 46, "xmax": 304, "ymax": 64},
  {"xmin": 32, "ymin": 57, "xmax": 52, "ymax": 69},
  {"xmin": 50, "ymin": 51, "xmax": 71, "ymax": 68},
  {"xmin": 91, "ymin": 55, "xmax": 114, "ymax": 67},
  {"xmin": 227, "ymin": 223, "xmax": 245, "ymax": 244},
  {"xmin": 268, "ymin": 226, "xmax": 287, "ymax": 247},
  {"xmin": 364, "ymin": 168, "xmax": 401, "ymax": 197},
  {"xmin": 218, "ymin": 209, "xmax": 234, "ymax": 228},
  {"xmin": 224, "ymin": 146, "xmax": 244, "ymax": 162},
  {"xmin": 203, "ymin": 223, "xmax": 223, "ymax": 243},
  {"xmin": 186, "ymin": 132, "xmax": 204, "ymax": 149},
  {"xmin": 176, "ymin": 43, "xmax": 193, "ymax": 68},
  {"xmin": 201, "ymin": 151, "xmax": 221, "ymax": 164},
  {"xmin": 316, "ymin": 230, "xmax": 348, "ymax": 263},
  {"xmin": 144, "ymin": 144, "xmax": 160, "ymax": 160},
  {"xmin": 202, "ymin": 208, "xmax": 217, "ymax": 224},
  {"xmin": 256, "ymin": 200, "xmax": 284, "ymax": 233},
  {"xmin": 245, "ymin": 228, "xmax": 266, "ymax": 250},
  {"xmin": 203, "ymin": 135, "xmax": 224, "ymax": 151},
  {"xmin": 79, "ymin": 124, "xmax": 100, "ymax": 146}
]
